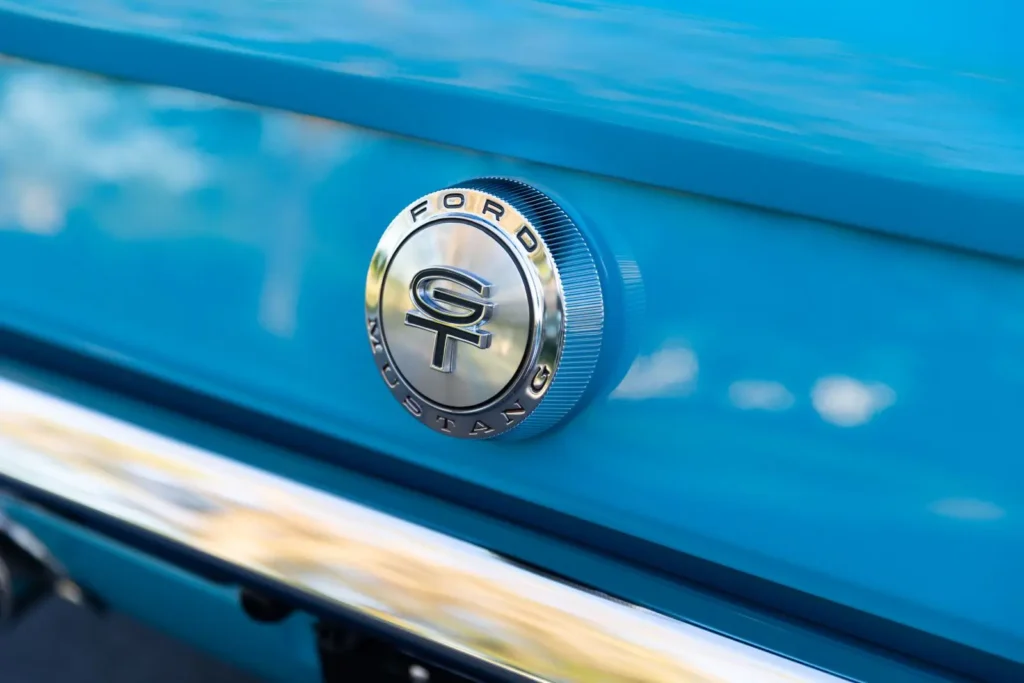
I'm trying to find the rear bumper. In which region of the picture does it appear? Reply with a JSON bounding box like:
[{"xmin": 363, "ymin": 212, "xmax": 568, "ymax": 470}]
[{"xmin": 0, "ymin": 373, "xmax": 841, "ymax": 682}]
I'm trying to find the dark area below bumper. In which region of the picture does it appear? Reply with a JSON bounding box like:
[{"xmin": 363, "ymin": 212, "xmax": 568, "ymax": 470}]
[{"xmin": 0, "ymin": 598, "xmax": 259, "ymax": 683}]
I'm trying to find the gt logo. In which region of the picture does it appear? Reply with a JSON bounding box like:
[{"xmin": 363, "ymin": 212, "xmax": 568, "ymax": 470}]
[{"xmin": 404, "ymin": 266, "xmax": 494, "ymax": 373}]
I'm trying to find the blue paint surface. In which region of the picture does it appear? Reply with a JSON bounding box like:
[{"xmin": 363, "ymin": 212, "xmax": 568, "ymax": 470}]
[
  {"xmin": 0, "ymin": 57, "xmax": 1021, "ymax": 669},
  {"xmin": 0, "ymin": 1, "xmax": 1019, "ymax": 260}
]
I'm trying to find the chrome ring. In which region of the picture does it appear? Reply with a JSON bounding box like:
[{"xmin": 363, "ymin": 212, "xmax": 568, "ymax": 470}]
[{"xmin": 365, "ymin": 178, "xmax": 603, "ymax": 439}]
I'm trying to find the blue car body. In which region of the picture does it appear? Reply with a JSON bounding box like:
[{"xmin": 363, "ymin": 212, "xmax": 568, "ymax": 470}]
[{"xmin": 0, "ymin": 1, "xmax": 1020, "ymax": 681}]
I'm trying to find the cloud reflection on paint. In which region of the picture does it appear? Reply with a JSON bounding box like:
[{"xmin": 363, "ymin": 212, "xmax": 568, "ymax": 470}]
[
  {"xmin": 0, "ymin": 69, "xmax": 212, "ymax": 238},
  {"xmin": 611, "ymin": 343, "xmax": 698, "ymax": 400},
  {"xmin": 811, "ymin": 375, "xmax": 895, "ymax": 427},
  {"xmin": 729, "ymin": 380, "xmax": 795, "ymax": 412},
  {"xmin": 929, "ymin": 498, "xmax": 1006, "ymax": 521},
  {"xmin": 0, "ymin": 71, "xmax": 210, "ymax": 192}
]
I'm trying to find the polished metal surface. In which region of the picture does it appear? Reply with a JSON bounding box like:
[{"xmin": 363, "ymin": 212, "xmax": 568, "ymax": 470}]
[
  {"xmin": 0, "ymin": 376, "xmax": 841, "ymax": 682},
  {"xmin": 366, "ymin": 179, "xmax": 603, "ymax": 439},
  {"xmin": 386, "ymin": 223, "xmax": 530, "ymax": 407}
]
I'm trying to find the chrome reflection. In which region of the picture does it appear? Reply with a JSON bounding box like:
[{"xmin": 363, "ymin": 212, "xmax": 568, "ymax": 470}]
[{"xmin": 0, "ymin": 378, "xmax": 841, "ymax": 682}]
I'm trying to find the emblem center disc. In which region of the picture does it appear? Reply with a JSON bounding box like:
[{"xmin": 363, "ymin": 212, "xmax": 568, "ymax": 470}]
[{"xmin": 380, "ymin": 219, "xmax": 533, "ymax": 409}]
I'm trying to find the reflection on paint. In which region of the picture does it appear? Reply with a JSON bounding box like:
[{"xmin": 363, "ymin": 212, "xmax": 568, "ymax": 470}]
[
  {"xmin": 14, "ymin": 181, "xmax": 62, "ymax": 235},
  {"xmin": 929, "ymin": 498, "xmax": 1005, "ymax": 521},
  {"xmin": 729, "ymin": 380, "xmax": 795, "ymax": 412},
  {"xmin": 611, "ymin": 344, "xmax": 698, "ymax": 400},
  {"xmin": 0, "ymin": 61, "xmax": 372, "ymax": 340},
  {"xmin": 0, "ymin": 69, "xmax": 210, "ymax": 194},
  {"xmin": 811, "ymin": 375, "xmax": 895, "ymax": 427}
]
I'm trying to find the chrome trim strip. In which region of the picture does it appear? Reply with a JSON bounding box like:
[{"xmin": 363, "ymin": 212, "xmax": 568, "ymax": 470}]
[{"xmin": 0, "ymin": 378, "xmax": 842, "ymax": 682}]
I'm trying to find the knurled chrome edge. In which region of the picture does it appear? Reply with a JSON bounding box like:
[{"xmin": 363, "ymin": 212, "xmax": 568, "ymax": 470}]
[{"xmin": 456, "ymin": 177, "xmax": 604, "ymax": 439}]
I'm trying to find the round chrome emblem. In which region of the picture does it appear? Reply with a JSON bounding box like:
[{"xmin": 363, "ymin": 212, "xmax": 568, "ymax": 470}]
[{"xmin": 365, "ymin": 178, "xmax": 604, "ymax": 439}]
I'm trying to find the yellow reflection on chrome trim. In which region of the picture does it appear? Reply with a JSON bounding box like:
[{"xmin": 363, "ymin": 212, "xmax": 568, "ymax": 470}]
[{"xmin": 0, "ymin": 379, "xmax": 841, "ymax": 682}]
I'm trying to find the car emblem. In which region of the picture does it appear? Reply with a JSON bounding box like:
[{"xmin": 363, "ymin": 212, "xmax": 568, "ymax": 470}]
[{"xmin": 365, "ymin": 178, "xmax": 604, "ymax": 439}]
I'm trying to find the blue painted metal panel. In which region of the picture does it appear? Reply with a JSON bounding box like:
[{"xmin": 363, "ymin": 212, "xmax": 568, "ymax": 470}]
[
  {"xmin": 0, "ymin": 58, "xmax": 1020, "ymax": 671},
  {"xmin": 0, "ymin": 1, "xmax": 1019, "ymax": 260}
]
